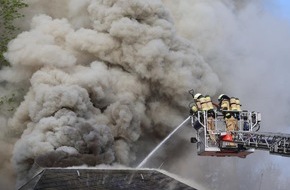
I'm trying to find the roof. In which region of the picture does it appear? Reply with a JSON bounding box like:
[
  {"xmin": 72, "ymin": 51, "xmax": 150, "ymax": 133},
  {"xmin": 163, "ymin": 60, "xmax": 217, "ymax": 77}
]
[{"xmin": 19, "ymin": 168, "xmax": 197, "ymax": 190}]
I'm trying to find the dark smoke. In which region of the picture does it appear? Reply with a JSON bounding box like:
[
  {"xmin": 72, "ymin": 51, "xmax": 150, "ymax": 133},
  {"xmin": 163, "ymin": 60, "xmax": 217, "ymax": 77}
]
[{"xmin": 1, "ymin": 0, "xmax": 219, "ymax": 188}]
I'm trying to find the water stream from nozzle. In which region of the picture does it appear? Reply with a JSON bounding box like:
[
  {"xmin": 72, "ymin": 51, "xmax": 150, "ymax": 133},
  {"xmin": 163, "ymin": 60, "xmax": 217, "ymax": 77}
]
[{"xmin": 137, "ymin": 116, "xmax": 190, "ymax": 168}]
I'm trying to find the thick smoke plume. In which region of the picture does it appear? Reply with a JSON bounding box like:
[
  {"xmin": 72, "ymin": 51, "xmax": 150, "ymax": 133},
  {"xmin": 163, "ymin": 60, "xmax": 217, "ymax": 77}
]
[
  {"xmin": 1, "ymin": 0, "xmax": 290, "ymax": 189},
  {"xmin": 1, "ymin": 0, "xmax": 219, "ymax": 188}
]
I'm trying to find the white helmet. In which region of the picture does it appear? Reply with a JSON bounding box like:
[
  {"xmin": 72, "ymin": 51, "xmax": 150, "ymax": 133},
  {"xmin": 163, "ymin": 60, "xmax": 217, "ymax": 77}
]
[
  {"xmin": 194, "ymin": 93, "xmax": 202, "ymax": 100},
  {"xmin": 218, "ymin": 94, "xmax": 230, "ymax": 101}
]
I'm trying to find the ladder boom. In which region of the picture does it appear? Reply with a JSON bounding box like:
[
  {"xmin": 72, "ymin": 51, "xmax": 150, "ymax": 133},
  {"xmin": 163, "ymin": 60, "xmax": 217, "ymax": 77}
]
[{"xmin": 231, "ymin": 131, "xmax": 290, "ymax": 156}]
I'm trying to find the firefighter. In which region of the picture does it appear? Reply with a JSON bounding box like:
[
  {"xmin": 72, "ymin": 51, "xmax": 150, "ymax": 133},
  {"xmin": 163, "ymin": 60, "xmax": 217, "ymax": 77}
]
[
  {"xmin": 218, "ymin": 94, "xmax": 231, "ymax": 126},
  {"xmin": 204, "ymin": 95, "xmax": 216, "ymax": 144},
  {"xmin": 204, "ymin": 95, "xmax": 215, "ymax": 131},
  {"xmin": 194, "ymin": 93, "xmax": 216, "ymax": 143},
  {"xmin": 190, "ymin": 93, "xmax": 202, "ymax": 116},
  {"xmin": 190, "ymin": 93, "xmax": 203, "ymax": 130},
  {"xmin": 231, "ymin": 97, "xmax": 243, "ymax": 119},
  {"xmin": 218, "ymin": 94, "xmax": 239, "ymax": 131},
  {"xmin": 218, "ymin": 94, "xmax": 238, "ymax": 145},
  {"xmin": 193, "ymin": 93, "xmax": 203, "ymax": 110}
]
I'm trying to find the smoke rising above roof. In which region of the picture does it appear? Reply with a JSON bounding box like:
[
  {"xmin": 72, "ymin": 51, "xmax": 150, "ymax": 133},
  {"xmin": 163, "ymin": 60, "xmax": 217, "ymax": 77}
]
[{"xmin": 1, "ymin": 0, "xmax": 220, "ymax": 187}]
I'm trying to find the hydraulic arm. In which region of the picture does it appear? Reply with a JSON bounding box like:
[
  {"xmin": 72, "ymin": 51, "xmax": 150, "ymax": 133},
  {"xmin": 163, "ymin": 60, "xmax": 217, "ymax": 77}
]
[{"xmin": 231, "ymin": 131, "xmax": 290, "ymax": 157}]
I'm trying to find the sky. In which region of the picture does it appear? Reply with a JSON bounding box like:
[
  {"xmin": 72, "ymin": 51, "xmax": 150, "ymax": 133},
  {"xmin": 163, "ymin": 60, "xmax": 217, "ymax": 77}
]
[{"xmin": 274, "ymin": 0, "xmax": 290, "ymax": 20}]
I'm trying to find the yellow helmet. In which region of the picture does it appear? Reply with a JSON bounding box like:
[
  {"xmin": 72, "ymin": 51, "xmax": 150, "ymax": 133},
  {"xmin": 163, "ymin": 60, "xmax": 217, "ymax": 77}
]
[{"xmin": 194, "ymin": 93, "xmax": 202, "ymax": 100}]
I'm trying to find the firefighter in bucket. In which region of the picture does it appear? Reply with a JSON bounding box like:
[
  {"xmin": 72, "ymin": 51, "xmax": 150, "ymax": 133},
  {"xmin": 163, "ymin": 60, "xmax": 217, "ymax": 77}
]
[
  {"xmin": 218, "ymin": 94, "xmax": 241, "ymax": 145},
  {"xmin": 190, "ymin": 92, "xmax": 216, "ymax": 144}
]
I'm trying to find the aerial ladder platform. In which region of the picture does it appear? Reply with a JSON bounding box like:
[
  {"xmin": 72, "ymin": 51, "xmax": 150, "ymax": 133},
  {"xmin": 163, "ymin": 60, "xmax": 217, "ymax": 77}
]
[{"xmin": 190, "ymin": 109, "xmax": 290, "ymax": 158}]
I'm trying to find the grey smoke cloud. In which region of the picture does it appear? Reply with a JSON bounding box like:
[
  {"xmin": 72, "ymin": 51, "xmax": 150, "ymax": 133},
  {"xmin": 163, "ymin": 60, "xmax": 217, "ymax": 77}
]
[{"xmin": 1, "ymin": 0, "xmax": 220, "ymax": 188}]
